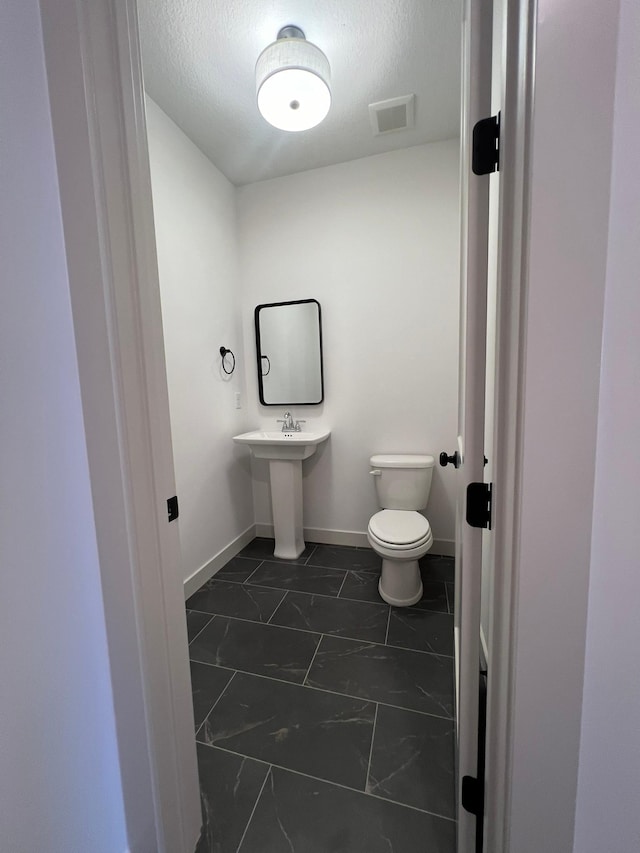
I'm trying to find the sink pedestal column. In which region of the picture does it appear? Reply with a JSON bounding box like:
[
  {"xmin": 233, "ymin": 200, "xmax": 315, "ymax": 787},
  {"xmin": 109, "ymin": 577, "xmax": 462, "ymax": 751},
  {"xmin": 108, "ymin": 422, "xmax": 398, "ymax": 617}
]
[{"xmin": 268, "ymin": 458, "xmax": 305, "ymax": 559}]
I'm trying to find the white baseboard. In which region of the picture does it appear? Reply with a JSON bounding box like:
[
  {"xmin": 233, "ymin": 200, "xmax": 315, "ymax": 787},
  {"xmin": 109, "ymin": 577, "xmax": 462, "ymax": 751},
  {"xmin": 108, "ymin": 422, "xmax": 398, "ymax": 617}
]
[
  {"xmin": 432, "ymin": 538, "xmax": 455, "ymax": 557},
  {"xmin": 255, "ymin": 523, "xmax": 455, "ymax": 557},
  {"xmin": 183, "ymin": 524, "xmax": 256, "ymax": 599},
  {"xmin": 255, "ymin": 522, "xmax": 368, "ymax": 548}
]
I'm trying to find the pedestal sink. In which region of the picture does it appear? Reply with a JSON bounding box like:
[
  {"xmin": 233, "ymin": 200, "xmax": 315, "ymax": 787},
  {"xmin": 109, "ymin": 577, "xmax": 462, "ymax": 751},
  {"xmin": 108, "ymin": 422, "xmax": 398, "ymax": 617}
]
[{"xmin": 233, "ymin": 429, "xmax": 330, "ymax": 559}]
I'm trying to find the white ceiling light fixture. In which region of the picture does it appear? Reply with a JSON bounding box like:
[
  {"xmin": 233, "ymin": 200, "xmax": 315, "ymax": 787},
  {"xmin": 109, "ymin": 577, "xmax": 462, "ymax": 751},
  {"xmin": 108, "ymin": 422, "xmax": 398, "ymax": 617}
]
[{"xmin": 256, "ymin": 26, "xmax": 331, "ymax": 132}]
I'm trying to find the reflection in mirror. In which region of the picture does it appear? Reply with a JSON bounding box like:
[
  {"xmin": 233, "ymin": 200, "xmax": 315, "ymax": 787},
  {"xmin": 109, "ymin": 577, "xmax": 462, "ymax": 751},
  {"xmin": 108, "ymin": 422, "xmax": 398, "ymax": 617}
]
[{"xmin": 255, "ymin": 299, "xmax": 324, "ymax": 406}]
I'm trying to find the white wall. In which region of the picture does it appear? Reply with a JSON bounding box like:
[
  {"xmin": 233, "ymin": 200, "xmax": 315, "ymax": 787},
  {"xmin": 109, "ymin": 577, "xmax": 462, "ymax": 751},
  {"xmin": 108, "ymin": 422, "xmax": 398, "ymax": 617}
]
[
  {"xmin": 573, "ymin": 0, "xmax": 640, "ymax": 848},
  {"xmin": 507, "ymin": 0, "xmax": 620, "ymax": 850},
  {"xmin": 146, "ymin": 99, "xmax": 254, "ymax": 584},
  {"xmin": 0, "ymin": 3, "xmax": 127, "ymax": 851},
  {"xmin": 238, "ymin": 142, "xmax": 460, "ymax": 550}
]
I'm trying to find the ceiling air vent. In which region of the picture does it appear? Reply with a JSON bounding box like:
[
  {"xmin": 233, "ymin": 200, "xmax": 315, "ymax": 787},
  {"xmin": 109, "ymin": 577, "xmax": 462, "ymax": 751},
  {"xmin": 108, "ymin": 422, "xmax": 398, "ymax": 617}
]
[{"xmin": 369, "ymin": 94, "xmax": 415, "ymax": 136}]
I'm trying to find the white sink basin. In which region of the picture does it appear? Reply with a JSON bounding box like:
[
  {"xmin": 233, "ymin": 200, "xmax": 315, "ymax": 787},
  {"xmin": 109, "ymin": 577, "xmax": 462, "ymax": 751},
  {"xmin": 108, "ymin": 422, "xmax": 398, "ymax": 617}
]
[{"xmin": 233, "ymin": 428, "xmax": 330, "ymax": 460}]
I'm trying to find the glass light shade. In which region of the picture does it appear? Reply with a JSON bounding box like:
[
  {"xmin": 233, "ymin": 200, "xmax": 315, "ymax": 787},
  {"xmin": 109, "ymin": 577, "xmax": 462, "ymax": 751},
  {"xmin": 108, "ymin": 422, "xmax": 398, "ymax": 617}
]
[
  {"xmin": 256, "ymin": 37, "xmax": 331, "ymax": 132},
  {"xmin": 258, "ymin": 68, "xmax": 331, "ymax": 131}
]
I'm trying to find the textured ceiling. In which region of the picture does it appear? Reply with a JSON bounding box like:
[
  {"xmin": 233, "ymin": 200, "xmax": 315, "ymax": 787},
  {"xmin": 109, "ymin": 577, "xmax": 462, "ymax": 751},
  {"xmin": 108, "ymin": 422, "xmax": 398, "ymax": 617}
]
[{"xmin": 138, "ymin": 0, "xmax": 461, "ymax": 186}]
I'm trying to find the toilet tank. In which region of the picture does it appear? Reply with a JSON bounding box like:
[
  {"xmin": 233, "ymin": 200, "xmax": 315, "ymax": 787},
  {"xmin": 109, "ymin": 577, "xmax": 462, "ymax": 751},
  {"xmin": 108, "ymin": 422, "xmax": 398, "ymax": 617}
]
[{"xmin": 370, "ymin": 454, "xmax": 435, "ymax": 510}]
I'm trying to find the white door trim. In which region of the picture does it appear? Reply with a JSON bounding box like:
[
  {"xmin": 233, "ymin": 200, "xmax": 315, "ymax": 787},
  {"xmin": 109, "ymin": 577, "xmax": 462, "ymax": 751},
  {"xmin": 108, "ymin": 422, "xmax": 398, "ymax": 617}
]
[
  {"xmin": 39, "ymin": 1, "xmax": 200, "ymax": 850},
  {"xmin": 482, "ymin": 0, "xmax": 537, "ymax": 850},
  {"xmin": 456, "ymin": 1, "xmax": 494, "ymax": 850}
]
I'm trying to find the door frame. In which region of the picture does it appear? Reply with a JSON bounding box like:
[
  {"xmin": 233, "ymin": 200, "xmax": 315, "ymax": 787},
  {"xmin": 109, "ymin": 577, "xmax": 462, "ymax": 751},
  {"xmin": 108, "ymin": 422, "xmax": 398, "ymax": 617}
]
[
  {"xmin": 481, "ymin": 0, "xmax": 537, "ymax": 850},
  {"xmin": 456, "ymin": 0, "xmax": 494, "ymax": 849},
  {"xmin": 39, "ymin": 1, "xmax": 201, "ymax": 850},
  {"xmin": 37, "ymin": 0, "xmax": 536, "ymax": 850}
]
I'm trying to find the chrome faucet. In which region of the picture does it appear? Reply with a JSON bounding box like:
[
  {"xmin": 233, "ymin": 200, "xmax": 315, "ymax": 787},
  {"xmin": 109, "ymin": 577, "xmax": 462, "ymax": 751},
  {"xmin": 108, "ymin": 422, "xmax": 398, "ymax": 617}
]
[
  {"xmin": 277, "ymin": 411, "xmax": 296, "ymax": 432},
  {"xmin": 277, "ymin": 411, "xmax": 306, "ymax": 432}
]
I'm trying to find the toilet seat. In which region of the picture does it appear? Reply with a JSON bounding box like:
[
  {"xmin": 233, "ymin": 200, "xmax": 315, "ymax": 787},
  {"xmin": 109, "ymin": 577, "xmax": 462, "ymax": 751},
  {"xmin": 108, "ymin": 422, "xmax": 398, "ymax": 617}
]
[
  {"xmin": 367, "ymin": 509, "xmax": 433, "ymax": 606},
  {"xmin": 368, "ymin": 510, "xmax": 431, "ymax": 549}
]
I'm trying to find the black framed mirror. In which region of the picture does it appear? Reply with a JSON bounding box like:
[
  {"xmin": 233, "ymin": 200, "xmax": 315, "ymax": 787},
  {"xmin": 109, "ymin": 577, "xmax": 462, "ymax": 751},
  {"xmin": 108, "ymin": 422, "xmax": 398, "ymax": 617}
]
[{"xmin": 254, "ymin": 299, "xmax": 324, "ymax": 405}]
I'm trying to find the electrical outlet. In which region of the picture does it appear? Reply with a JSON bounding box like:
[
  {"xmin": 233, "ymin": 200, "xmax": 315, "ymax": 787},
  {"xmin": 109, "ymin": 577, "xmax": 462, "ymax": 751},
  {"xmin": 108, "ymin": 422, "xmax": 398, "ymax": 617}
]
[{"xmin": 234, "ymin": 392, "xmax": 242, "ymax": 409}]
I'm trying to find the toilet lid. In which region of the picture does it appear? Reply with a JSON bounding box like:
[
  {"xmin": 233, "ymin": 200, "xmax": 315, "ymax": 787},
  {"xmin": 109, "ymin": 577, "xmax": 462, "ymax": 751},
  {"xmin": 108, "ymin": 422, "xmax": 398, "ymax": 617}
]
[{"xmin": 368, "ymin": 510, "xmax": 431, "ymax": 546}]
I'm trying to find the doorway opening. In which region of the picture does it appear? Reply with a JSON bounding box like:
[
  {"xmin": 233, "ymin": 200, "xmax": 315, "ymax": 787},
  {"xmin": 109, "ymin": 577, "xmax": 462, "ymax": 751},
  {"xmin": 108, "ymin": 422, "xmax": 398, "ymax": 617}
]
[
  {"xmin": 137, "ymin": 1, "xmax": 469, "ymax": 851},
  {"xmin": 41, "ymin": 0, "xmax": 531, "ymax": 848}
]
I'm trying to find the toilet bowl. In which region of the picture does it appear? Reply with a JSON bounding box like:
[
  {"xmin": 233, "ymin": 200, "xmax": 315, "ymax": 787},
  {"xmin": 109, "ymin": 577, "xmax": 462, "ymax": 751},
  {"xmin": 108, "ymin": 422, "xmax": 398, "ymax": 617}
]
[{"xmin": 367, "ymin": 454, "xmax": 435, "ymax": 606}]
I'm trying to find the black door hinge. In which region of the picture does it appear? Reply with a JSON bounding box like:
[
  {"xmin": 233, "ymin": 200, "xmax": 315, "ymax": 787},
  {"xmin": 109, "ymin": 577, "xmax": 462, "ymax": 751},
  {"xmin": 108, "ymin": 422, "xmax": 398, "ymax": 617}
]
[
  {"xmin": 472, "ymin": 113, "xmax": 500, "ymax": 175},
  {"xmin": 462, "ymin": 774, "xmax": 484, "ymax": 817},
  {"xmin": 466, "ymin": 482, "xmax": 492, "ymax": 530},
  {"xmin": 167, "ymin": 495, "xmax": 179, "ymax": 522}
]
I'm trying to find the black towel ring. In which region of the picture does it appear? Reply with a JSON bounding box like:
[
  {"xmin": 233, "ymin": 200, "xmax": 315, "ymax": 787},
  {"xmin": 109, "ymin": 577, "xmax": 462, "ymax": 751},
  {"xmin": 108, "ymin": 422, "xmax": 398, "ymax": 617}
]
[
  {"xmin": 219, "ymin": 346, "xmax": 235, "ymax": 375},
  {"xmin": 261, "ymin": 354, "xmax": 271, "ymax": 376}
]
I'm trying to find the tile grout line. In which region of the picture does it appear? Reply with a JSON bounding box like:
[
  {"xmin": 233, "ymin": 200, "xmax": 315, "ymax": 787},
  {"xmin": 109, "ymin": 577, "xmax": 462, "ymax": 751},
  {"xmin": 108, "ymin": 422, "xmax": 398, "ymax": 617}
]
[
  {"xmin": 191, "ymin": 658, "xmax": 454, "ymax": 722},
  {"xmin": 307, "ymin": 563, "xmax": 380, "ymax": 575},
  {"xmin": 192, "ymin": 576, "xmax": 287, "ymax": 600},
  {"xmin": 188, "ymin": 611, "xmax": 454, "ymax": 660},
  {"xmin": 187, "ymin": 612, "xmax": 215, "ymax": 647},
  {"xmin": 384, "ymin": 607, "xmax": 392, "ymax": 646},
  {"xmin": 214, "ymin": 555, "xmax": 264, "ymax": 577},
  {"xmin": 188, "ymin": 581, "xmax": 451, "ymax": 616},
  {"xmin": 194, "ymin": 669, "xmax": 237, "ymax": 738},
  {"xmin": 241, "ymin": 542, "xmax": 452, "ymax": 568},
  {"xmin": 364, "ymin": 703, "xmax": 379, "ymax": 795},
  {"xmin": 303, "ymin": 544, "xmax": 317, "ymax": 565},
  {"xmin": 335, "ymin": 570, "xmax": 349, "ymax": 599},
  {"xmin": 239, "ymin": 559, "xmax": 265, "ymax": 586},
  {"xmin": 234, "ymin": 764, "xmax": 272, "ymax": 853},
  {"xmin": 200, "ymin": 742, "xmax": 457, "ymax": 825},
  {"xmin": 242, "ymin": 557, "xmax": 382, "ymax": 576},
  {"xmin": 190, "ymin": 610, "xmax": 319, "ymax": 641},
  {"xmin": 266, "ymin": 589, "xmax": 288, "ymax": 625},
  {"xmin": 302, "ymin": 633, "xmax": 324, "ymax": 685}
]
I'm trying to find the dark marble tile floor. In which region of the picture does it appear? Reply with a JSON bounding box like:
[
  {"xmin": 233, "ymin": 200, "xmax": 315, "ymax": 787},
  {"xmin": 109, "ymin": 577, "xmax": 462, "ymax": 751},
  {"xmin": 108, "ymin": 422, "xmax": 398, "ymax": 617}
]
[
  {"xmin": 186, "ymin": 538, "xmax": 456, "ymax": 853},
  {"xmin": 199, "ymin": 672, "xmax": 376, "ymax": 790},
  {"xmin": 213, "ymin": 555, "xmax": 263, "ymax": 583},
  {"xmin": 190, "ymin": 615, "xmax": 320, "ymax": 684},
  {"xmin": 306, "ymin": 635, "xmax": 454, "ymax": 718},
  {"xmin": 387, "ymin": 608, "xmax": 455, "ymax": 657},
  {"xmin": 195, "ymin": 745, "xmax": 268, "ymax": 853},
  {"xmin": 246, "ymin": 559, "xmax": 346, "ymax": 596},
  {"xmin": 269, "ymin": 591, "xmax": 389, "ymax": 643},
  {"xmin": 187, "ymin": 609, "xmax": 214, "ymax": 643},
  {"xmin": 367, "ymin": 704, "xmax": 456, "ymax": 819},
  {"xmin": 446, "ymin": 582, "xmax": 455, "ymax": 615},
  {"xmin": 186, "ymin": 578, "xmax": 286, "ymax": 623},
  {"xmin": 238, "ymin": 767, "xmax": 456, "ymax": 853},
  {"xmin": 190, "ymin": 661, "xmax": 234, "ymax": 731}
]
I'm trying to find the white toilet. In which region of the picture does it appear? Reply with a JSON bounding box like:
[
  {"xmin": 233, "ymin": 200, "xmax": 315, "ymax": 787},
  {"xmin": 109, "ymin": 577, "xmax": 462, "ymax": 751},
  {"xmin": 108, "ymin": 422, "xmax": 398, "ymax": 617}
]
[{"xmin": 367, "ymin": 453, "xmax": 435, "ymax": 606}]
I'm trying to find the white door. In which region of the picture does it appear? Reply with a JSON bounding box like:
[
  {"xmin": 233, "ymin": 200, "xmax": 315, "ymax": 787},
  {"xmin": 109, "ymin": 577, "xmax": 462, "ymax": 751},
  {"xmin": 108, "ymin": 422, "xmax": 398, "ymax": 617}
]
[{"xmin": 452, "ymin": 1, "xmax": 495, "ymax": 851}]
